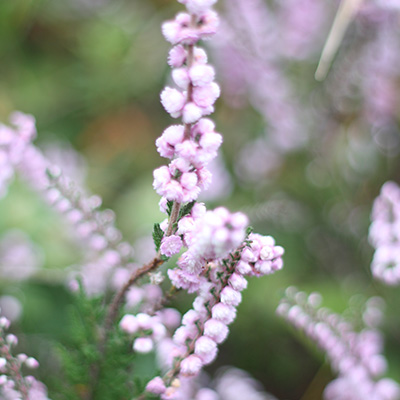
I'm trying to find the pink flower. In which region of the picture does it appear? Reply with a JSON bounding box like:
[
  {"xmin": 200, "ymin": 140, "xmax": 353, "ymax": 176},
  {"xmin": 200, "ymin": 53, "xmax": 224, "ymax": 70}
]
[
  {"xmin": 194, "ymin": 336, "xmax": 218, "ymax": 364},
  {"xmin": 175, "ymin": 140, "xmax": 198, "ymax": 161},
  {"xmin": 153, "ymin": 166, "xmax": 171, "ymax": 190},
  {"xmin": 163, "ymin": 180, "xmax": 185, "ymax": 202},
  {"xmin": 197, "ymin": 9, "xmax": 219, "ymax": 38},
  {"xmin": 193, "ymin": 83, "xmax": 220, "ymax": 109},
  {"xmin": 25, "ymin": 357, "xmax": 39, "ymax": 369},
  {"xmin": 254, "ymin": 260, "xmax": 272, "ymax": 275},
  {"xmin": 204, "ymin": 319, "xmax": 229, "ymax": 343},
  {"xmin": 221, "ymin": 287, "xmax": 242, "ymax": 306},
  {"xmin": 180, "ymin": 354, "xmax": 203, "ymax": 376},
  {"xmin": 182, "ymin": 309, "xmax": 202, "ymax": 326},
  {"xmin": 180, "ymin": 172, "xmax": 198, "ymax": 190},
  {"xmin": 199, "ymin": 130, "xmax": 222, "ymax": 153},
  {"xmin": 156, "ymin": 125, "xmax": 185, "ymax": 159},
  {"xmin": 196, "ymin": 166, "xmax": 212, "ymax": 190},
  {"xmin": 173, "ymin": 325, "xmax": 197, "ymax": 345},
  {"xmin": 236, "ymin": 260, "xmax": 253, "ymax": 275},
  {"xmin": 189, "ymin": 64, "xmax": 215, "ymax": 86},
  {"xmin": 192, "ymin": 118, "xmax": 215, "ymax": 136},
  {"xmin": 168, "ymin": 268, "xmax": 202, "ymax": 293},
  {"xmin": 160, "ymin": 87, "xmax": 185, "ymax": 117},
  {"xmin": 10, "ymin": 112, "xmax": 37, "ymax": 141},
  {"xmin": 120, "ymin": 314, "xmax": 139, "ymax": 334},
  {"xmin": 196, "ymin": 388, "xmax": 219, "ymax": 400},
  {"xmin": 146, "ymin": 376, "xmax": 166, "ymax": 395},
  {"xmin": 162, "ymin": 14, "xmax": 189, "ymax": 44},
  {"xmin": 162, "ymin": 13, "xmax": 199, "ymax": 45},
  {"xmin": 228, "ymin": 273, "xmax": 248, "ymax": 291},
  {"xmin": 168, "ymin": 45, "xmax": 187, "ymax": 67},
  {"xmin": 194, "ymin": 47, "xmax": 208, "ymax": 64},
  {"xmin": 182, "ymin": 102, "xmax": 203, "ymax": 124},
  {"xmin": 158, "ymin": 308, "xmax": 182, "ymax": 330},
  {"xmin": 172, "ymin": 68, "xmax": 190, "ymax": 89},
  {"xmin": 133, "ymin": 337, "xmax": 154, "ymax": 353},
  {"xmin": 241, "ymin": 248, "xmax": 258, "ymax": 263},
  {"xmin": 136, "ymin": 313, "xmax": 153, "ymax": 330},
  {"xmin": 188, "ymin": 207, "xmax": 248, "ymax": 261},
  {"xmin": 179, "ymin": 0, "xmax": 217, "ymax": 15},
  {"xmin": 211, "ymin": 302, "xmax": 237, "ymax": 325},
  {"xmin": 160, "ymin": 235, "xmax": 183, "ymax": 257},
  {"xmin": 177, "ymin": 251, "xmax": 204, "ymax": 274}
]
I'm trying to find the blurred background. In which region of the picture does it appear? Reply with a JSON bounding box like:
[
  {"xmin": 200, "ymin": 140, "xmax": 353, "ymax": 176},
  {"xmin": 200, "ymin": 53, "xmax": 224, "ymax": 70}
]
[{"xmin": 0, "ymin": 0, "xmax": 400, "ymax": 399}]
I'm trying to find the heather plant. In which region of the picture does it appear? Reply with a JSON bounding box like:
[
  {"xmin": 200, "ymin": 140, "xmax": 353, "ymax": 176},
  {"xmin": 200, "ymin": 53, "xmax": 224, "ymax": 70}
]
[
  {"xmin": 1, "ymin": 0, "xmax": 400, "ymax": 399},
  {"xmin": 0, "ymin": 1, "xmax": 286, "ymax": 398},
  {"xmin": 278, "ymin": 288, "xmax": 400, "ymax": 400},
  {"xmin": 369, "ymin": 181, "xmax": 400, "ymax": 285},
  {"xmin": 0, "ymin": 314, "xmax": 49, "ymax": 399}
]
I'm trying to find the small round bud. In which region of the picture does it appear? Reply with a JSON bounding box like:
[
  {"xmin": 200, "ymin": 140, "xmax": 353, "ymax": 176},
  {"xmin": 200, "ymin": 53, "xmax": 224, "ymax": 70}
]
[
  {"xmin": 146, "ymin": 376, "xmax": 166, "ymax": 395},
  {"xmin": 6, "ymin": 334, "xmax": 18, "ymax": 346},
  {"xmin": 25, "ymin": 357, "xmax": 39, "ymax": 369},
  {"xmin": 133, "ymin": 337, "xmax": 154, "ymax": 353}
]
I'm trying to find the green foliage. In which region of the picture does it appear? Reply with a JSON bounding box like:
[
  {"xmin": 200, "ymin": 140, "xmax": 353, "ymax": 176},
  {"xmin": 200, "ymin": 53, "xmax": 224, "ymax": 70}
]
[
  {"xmin": 178, "ymin": 200, "xmax": 196, "ymax": 220},
  {"xmin": 246, "ymin": 226, "xmax": 254, "ymax": 236},
  {"xmin": 166, "ymin": 200, "xmax": 174, "ymax": 217},
  {"xmin": 152, "ymin": 223, "xmax": 164, "ymax": 252},
  {"xmin": 54, "ymin": 288, "xmax": 103, "ymax": 399},
  {"xmin": 53, "ymin": 287, "xmax": 155, "ymax": 400}
]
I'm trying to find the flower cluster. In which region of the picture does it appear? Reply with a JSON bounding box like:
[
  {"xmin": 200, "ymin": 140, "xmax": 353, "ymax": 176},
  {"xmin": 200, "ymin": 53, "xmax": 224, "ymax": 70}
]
[
  {"xmin": 0, "ymin": 112, "xmax": 36, "ymax": 199},
  {"xmin": 168, "ymin": 207, "xmax": 249, "ymax": 293},
  {"xmin": 133, "ymin": 2, "xmax": 287, "ymax": 397},
  {"xmin": 277, "ymin": 288, "xmax": 400, "ymax": 400},
  {"xmin": 369, "ymin": 181, "xmax": 400, "ymax": 285},
  {"xmin": 0, "ymin": 112, "xmax": 136, "ymax": 295},
  {"xmin": 0, "ymin": 314, "xmax": 49, "ymax": 400},
  {"xmin": 154, "ymin": 0, "xmax": 222, "ymax": 205},
  {"xmin": 213, "ymin": 367, "xmax": 278, "ymax": 400},
  {"xmin": 213, "ymin": 0, "xmax": 306, "ymax": 156},
  {"xmin": 147, "ymin": 366, "xmax": 279, "ymax": 400},
  {"xmin": 146, "ymin": 232, "xmax": 284, "ymax": 398},
  {"xmin": 2, "ymin": 0, "xmax": 288, "ymax": 398},
  {"xmin": 120, "ymin": 312, "xmax": 168, "ymax": 354}
]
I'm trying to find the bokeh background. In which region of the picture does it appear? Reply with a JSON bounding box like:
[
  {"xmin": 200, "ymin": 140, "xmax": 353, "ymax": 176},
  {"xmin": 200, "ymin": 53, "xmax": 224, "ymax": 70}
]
[{"xmin": 1, "ymin": 0, "xmax": 400, "ymax": 399}]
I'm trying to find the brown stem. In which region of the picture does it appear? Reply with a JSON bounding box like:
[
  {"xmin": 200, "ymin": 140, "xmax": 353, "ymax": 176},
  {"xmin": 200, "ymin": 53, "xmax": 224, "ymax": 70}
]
[
  {"xmin": 103, "ymin": 257, "xmax": 165, "ymax": 338},
  {"xmin": 166, "ymin": 201, "xmax": 181, "ymax": 237}
]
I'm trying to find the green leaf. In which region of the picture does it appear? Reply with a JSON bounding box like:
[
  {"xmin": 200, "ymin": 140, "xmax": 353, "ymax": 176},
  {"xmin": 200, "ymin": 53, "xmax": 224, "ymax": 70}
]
[
  {"xmin": 152, "ymin": 223, "xmax": 164, "ymax": 252},
  {"xmin": 166, "ymin": 200, "xmax": 174, "ymax": 217},
  {"xmin": 178, "ymin": 200, "xmax": 196, "ymax": 220}
]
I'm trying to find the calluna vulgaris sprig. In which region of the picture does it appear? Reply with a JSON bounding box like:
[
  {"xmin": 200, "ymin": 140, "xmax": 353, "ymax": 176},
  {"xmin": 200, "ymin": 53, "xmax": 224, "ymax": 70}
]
[
  {"xmin": 0, "ymin": 112, "xmax": 135, "ymax": 296},
  {"xmin": 277, "ymin": 288, "xmax": 400, "ymax": 400},
  {"xmin": 369, "ymin": 181, "xmax": 400, "ymax": 285},
  {"xmin": 0, "ymin": 1, "xmax": 285, "ymax": 399},
  {"xmin": 116, "ymin": 0, "xmax": 285, "ymax": 398},
  {"xmin": 0, "ymin": 313, "xmax": 49, "ymax": 400},
  {"xmin": 1, "ymin": 0, "xmax": 400, "ymax": 399}
]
